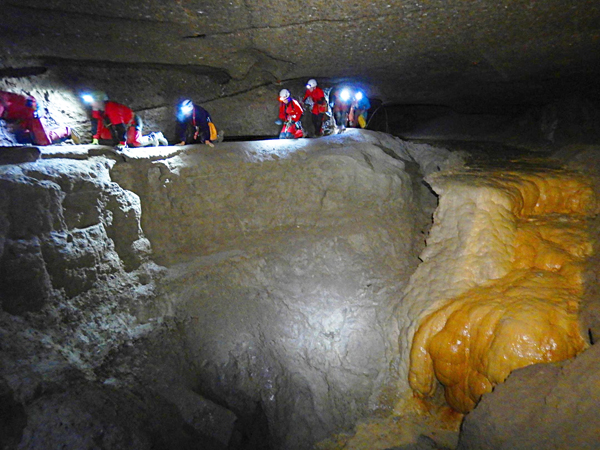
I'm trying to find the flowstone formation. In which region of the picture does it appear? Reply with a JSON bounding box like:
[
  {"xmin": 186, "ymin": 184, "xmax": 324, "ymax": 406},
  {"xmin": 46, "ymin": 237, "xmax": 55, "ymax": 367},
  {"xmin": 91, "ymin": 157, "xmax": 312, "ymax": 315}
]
[
  {"xmin": 457, "ymin": 335, "xmax": 600, "ymax": 450},
  {"xmin": 403, "ymin": 162, "xmax": 597, "ymax": 413},
  {"xmin": 316, "ymin": 147, "xmax": 600, "ymax": 450}
]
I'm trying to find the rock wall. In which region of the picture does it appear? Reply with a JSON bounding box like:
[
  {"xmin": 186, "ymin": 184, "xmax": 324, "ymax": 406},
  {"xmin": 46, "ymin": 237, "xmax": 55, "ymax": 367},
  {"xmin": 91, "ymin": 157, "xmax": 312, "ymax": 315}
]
[
  {"xmin": 0, "ymin": 157, "xmax": 151, "ymax": 312},
  {"xmin": 0, "ymin": 130, "xmax": 441, "ymax": 449},
  {"xmin": 104, "ymin": 130, "xmax": 433, "ymax": 448},
  {"xmin": 457, "ymin": 343, "xmax": 600, "ymax": 450},
  {"xmin": 396, "ymin": 158, "xmax": 599, "ymax": 406},
  {"xmin": 0, "ymin": 155, "xmax": 229, "ymax": 449}
]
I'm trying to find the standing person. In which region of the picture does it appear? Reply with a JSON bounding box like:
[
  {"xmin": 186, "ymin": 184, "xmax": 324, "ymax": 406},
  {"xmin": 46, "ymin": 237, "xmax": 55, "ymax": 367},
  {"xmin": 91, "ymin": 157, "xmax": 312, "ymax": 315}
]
[
  {"xmin": 349, "ymin": 91, "xmax": 371, "ymax": 128},
  {"xmin": 302, "ymin": 79, "xmax": 327, "ymax": 137},
  {"xmin": 175, "ymin": 99, "xmax": 220, "ymax": 147},
  {"xmin": 83, "ymin": 92, "xmax": 167, "ymax": 150},
  {"xmin": 330, "ymin": 87, "xmax": 352, "ymax": 132},
  {"xmin": 0, "ymin": 90, "xmax": 78, "ymax": 145},
  {"xmin": 276, "ymin": 89, "xmax": 304, "ymax": 139}
]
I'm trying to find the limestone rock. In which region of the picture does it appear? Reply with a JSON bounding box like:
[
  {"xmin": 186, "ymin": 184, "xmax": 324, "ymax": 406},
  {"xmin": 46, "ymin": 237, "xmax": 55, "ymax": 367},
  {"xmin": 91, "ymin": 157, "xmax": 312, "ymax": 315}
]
[
  {"xmin": 457, "ymin": 343, "xmax": 600, "ymax": 450},
  {"xmin": 0, "ymin": 237, "xmax": 53, "ymax": 314},
  {"xmin": 17, "ymin": 380, "xmax": 225, "ymax": 450},
  {"xmin": 0, "ymin": 158, "xmax": 152, "ymax": 311},
  {"xmin": 2, "ymin": 1, "xmax": 599, "ymax": 112},
  {"xmin": 105, "ymin": 130, "xmax": 435, "ymax": 449},
  {"xmin": 0, "ymin": 131, "xmax": 439, "ymax": 449},
  {"xmin": 0, "ymin": 147, "xmax": 41, "ymax": 165},
  {"xmin": 398, "ymin": 162, "xmax": 597, "ymax": 413}
]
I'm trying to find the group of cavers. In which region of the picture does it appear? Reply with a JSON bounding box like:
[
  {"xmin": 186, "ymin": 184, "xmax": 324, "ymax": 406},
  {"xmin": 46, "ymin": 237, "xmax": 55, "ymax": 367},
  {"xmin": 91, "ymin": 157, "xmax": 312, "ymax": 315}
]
[
  {"xmin": 0, "ymin": 90, "xmax": 220, "ymax": 150},
  {"xmin": 0, "ymin": 79, "xmax": 370, "ymax": 149},
  {"xmin": 278, "ymin": 79, "xmax": 371, "ymax": 139}
]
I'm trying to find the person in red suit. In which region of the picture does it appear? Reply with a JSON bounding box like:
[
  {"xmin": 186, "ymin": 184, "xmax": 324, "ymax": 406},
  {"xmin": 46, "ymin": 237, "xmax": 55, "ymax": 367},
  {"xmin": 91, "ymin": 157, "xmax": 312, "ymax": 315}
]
[
  {"xmin": 276, "ymin": 89, "xmax": 304, "ymax": 139},
  {"xmin": 84, "ymin": 92, "xmax": 166, "ymax": 149},
  {"xmin": 0, "ymin": 91, "xmax": 75, "ymax": 145},
  {"xmin": 302, "ymin": 79, "xmax": 327, "ymax": 137}
]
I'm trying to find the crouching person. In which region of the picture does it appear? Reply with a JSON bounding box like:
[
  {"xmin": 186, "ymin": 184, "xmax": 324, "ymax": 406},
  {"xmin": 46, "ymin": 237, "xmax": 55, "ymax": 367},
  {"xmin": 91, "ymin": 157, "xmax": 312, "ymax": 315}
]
[
  {"xmin": 0, "ymin": 90, "xmax": 79, "ymax": 145},
  {"xmin": 276, "ymin": 89, "xmax": 304, "ymax": 139},
  {"xmin": 83, "ymin": 91, "xmax": 167, "ymax": 150},
  {"xmin": 175, "ymin": 99, "xmax": 221, "ymax": 147}
]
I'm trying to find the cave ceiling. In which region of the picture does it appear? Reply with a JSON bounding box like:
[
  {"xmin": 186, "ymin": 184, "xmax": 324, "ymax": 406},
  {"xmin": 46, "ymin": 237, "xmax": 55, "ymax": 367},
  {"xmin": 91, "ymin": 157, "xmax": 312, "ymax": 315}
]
[{"xmin": 2, "ymin": 0, "xmax": 600, "ymax": 111}]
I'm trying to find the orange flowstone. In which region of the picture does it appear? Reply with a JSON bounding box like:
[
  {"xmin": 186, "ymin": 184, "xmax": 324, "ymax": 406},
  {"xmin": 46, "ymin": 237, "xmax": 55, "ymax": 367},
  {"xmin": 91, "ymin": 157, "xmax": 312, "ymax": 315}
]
[{"xmin": 408, "ymin": 170, "xmax": 594, "ymax": 413}]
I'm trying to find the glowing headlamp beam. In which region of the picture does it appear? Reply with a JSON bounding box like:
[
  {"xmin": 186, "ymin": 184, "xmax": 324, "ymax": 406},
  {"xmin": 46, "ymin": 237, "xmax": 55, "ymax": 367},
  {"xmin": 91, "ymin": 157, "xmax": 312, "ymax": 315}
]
[{"xmin": 180, "ymin": 104, "xmax": 194, "ymax": 115}]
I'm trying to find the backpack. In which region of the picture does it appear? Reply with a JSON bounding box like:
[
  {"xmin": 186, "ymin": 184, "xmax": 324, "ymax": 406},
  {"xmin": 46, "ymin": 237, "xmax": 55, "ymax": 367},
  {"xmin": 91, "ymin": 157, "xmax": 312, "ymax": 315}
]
[{"xmin": 208, "ymin": 120, "xmax": 217, "ymax": 141}]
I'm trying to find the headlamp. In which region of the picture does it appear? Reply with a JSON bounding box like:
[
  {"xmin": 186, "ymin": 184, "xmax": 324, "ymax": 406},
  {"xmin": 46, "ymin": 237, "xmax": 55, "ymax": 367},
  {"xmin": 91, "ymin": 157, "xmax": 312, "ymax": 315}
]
[
  {"xmin": 340, "ymin": 89, "xmax": 351, "ymax": 102},
  {"xmin": 355, "ymin": 91, "xmax": 363, "ymax": 101},
  {"xmin": 180, "ymin": 101, "xmax": 194, "ymax": 115},
  {"xmin": 81, "ymin": 94, "xmax": 94, "ymax": 104}
]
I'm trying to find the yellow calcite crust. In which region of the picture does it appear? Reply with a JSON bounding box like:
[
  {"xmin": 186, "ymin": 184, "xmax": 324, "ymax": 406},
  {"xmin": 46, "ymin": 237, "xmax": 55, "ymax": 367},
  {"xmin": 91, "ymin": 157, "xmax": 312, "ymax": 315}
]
[{"xmin": 409, "ymin": 168, "xmax": 594, "ymax": 413}]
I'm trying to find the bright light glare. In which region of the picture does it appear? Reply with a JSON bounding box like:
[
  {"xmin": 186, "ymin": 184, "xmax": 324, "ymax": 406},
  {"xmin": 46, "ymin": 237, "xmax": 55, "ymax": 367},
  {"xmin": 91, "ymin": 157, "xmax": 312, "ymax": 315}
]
[
  {"xmin": 355, "ymin": 91, "xmax": 363, "ymax": 101},
  {"xmin": 340, "ymin": 89, "xmax": 351, "ymax": 101},
  {"xmin": 81, "ymin": 94, "xmax": 94, "ymax": 104},
  {"xmin": 180, "ymin": 103, "xmax": 194, "ymax": 115}
]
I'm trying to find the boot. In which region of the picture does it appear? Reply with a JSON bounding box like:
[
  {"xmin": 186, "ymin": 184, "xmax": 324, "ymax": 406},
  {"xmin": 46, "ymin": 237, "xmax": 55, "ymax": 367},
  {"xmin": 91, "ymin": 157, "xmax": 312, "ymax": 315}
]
[
  {"xmin": 70, "ymin": 128, "xmax": 81, "ymax": 144},
  {"xmin": 140, "ymin": 133, "xmax": 159, "ymax": 147},
  {"xmin": 155, "ymin": 131, "xmax": 168, "ymax": 146}
]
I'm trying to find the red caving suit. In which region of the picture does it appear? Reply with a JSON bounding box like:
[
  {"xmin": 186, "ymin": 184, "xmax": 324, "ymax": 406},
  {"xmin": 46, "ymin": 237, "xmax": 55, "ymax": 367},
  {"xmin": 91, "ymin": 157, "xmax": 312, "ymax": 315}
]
[
  {"xmin": 0, "ymin": 91, "xmax": 69, "ymax": 145},
  {"xmin": 278, "ymin": 98, "xmax": 304, "ymax": 139},
  {"xmin": 93, "ymin": 101, "xmax": 142, "ymax": 146}
]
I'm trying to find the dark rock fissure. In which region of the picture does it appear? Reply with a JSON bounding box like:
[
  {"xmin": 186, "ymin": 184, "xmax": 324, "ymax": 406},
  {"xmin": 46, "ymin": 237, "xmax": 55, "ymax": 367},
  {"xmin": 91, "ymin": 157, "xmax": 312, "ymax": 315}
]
[
  {"xmin": 0, "ymin": 67, "xmax": 48, "ymax": 78},
  {"xmin": 41, "ymin": 57, "xmax": 232, "ymax": 83}
]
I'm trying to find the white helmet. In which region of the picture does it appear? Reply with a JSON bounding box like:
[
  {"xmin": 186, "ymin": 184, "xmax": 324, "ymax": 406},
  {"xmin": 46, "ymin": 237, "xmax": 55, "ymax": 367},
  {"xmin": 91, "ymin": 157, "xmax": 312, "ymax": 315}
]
[
  {"xmin": 306, "ymin": 79, "xmax": 317, "ymax": 89},
  {"xmin": 279, "ymin": 89, "xmax": 290, "ymax": 100}
]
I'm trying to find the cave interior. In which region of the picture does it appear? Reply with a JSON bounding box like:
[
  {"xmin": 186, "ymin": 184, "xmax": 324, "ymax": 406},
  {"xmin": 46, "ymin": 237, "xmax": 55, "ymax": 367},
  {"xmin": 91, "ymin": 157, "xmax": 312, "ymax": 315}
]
[{"xmin": 2, "ymin": 1, "xmax": 600, "ymax": 450}]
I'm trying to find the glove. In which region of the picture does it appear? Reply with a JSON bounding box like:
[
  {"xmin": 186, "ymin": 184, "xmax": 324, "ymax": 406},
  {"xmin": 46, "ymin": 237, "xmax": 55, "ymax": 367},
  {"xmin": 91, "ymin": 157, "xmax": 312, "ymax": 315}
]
[
  {"xmin": 275, "ymin": 119, "xmax": 283, "ymax": 125},
  {"xmin": 91, "ymin": 138, "xmax": 99, "ymax": 145},
  {"xmin": 115, "ymin": 143, "xmax": 127, "ymax": 151}
]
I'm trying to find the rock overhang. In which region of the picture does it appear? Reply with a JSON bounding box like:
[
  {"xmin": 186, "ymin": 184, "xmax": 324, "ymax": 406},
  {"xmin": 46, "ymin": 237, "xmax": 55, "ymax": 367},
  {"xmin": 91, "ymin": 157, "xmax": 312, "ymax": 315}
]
[{"xmin": 2, "ymin": 0, "xmax": 600, "ymax": 112}]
